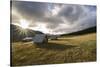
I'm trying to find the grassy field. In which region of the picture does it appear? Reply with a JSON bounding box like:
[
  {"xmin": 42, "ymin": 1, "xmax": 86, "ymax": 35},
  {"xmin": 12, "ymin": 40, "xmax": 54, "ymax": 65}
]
[{"xmin": 11, "ymin": 33, "xmax": 96, "ymax": 66}]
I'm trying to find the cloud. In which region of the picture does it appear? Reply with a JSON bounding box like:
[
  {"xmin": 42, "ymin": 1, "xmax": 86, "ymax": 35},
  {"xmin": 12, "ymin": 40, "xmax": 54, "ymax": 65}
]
[
  {"xmin": 11, "ymin": 1, "xmax": 96, "ymax": 34},
  {"xmin": 58, "ymin": 5, "xmax": 93, "ymax": 24},
  {"xmin": 12, "ymin": 1, "xmax": 48, "ymax": 20}
]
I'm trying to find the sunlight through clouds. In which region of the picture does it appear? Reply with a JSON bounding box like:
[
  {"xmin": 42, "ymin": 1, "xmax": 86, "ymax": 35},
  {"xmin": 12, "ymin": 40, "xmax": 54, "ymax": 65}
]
[{"xmin": 11, "ymin": 1, "xmax": 96, "ymax": 34}]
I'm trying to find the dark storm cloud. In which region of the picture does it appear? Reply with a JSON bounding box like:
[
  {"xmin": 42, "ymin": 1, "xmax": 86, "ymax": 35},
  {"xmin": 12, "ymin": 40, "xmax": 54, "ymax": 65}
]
[
  {"xmin": 53, "ymin": 5, "xmax": 96, "ymax": 34},
  {"xmin": 11, "ymin": 1, "xmax": 96, "ymax": 34},
  {"xmin": 45, "ymin": 17, "xmax": 62, "ymax": 23},
  {"xmin": 85, "ymin": 6, "xmax": 96, "ymax": 11},
  {"xmin": 46, "ymin": 23, "xmax": 59, "ymax": 29},
  {"xmin": 58, "ymin": 5, "xmax": 87, "ymax": 24},
  {"xmin": 33, "ymin": 16, "xmax": 63, "ymax": 29},
  {"xmin": 12, "ymin": 1, "xmax": 62, "ymax": 26},
  {"xmin": 12, "ymin": 1, "xmax": 48, "ymax": 19},
  {"xmin": 78, "ymin": 14, "xmax": 96, "ymax": 28}
]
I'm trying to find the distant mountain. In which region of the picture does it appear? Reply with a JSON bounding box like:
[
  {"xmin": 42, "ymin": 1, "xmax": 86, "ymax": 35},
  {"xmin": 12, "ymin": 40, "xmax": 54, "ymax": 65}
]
[
  {"xmin": 61, "ymin": 26, "xmax": 96, "ymax": 36},
  {"xmin": 10, "ymin": 24, "xmax": 43, "ymax": 42}
]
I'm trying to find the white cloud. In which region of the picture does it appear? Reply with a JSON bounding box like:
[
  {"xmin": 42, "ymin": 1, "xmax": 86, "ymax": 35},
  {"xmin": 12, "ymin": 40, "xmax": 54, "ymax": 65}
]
[{"xmin": 11, "ymin": 1, "xmax": 96, "ymax": 34}]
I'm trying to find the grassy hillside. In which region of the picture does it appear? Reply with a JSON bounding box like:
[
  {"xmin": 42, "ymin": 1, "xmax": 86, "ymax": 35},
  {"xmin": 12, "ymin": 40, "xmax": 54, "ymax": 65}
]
[
  {"xmin": 11, "ymin": 33, "xmax": 96, "ymax": 66},
  {"xmin": 61, "ymin": 26, "xmax": 96, "ymax": 36},
  {"xmin": 11, "ymin": 24, "xmax": 43, "ymax": 42}
]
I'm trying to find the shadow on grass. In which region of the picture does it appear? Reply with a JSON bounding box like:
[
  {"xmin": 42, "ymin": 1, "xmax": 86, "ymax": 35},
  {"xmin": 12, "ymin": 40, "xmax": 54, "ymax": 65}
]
[
  {"xmin": 35, "ymin": 42, "xmax": 76, "ymax": 50},
  {"xmin": 56, "ymin": 38, "xmax": 73, "ymax": 41}
]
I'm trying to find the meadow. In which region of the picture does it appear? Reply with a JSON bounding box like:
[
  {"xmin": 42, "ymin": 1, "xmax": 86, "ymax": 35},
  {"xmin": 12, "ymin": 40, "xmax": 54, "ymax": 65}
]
[{"xmin": 11, "ymin": 33, "xmax": 96, "ymax": 66}]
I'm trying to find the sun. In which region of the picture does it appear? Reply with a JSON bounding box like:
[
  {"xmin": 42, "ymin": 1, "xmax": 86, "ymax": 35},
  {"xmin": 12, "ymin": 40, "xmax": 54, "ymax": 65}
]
[{"xmin": 19, "ymin": 19, "xmax": 29, "ymax": 29}]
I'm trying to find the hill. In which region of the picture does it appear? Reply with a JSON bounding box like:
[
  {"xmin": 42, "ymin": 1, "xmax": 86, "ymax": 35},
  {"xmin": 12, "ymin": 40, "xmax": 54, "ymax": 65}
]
[
  {"xmin": 61, "ymin": 26, "xmax": 96, "ymax": 36},
  {"xmin": 11, "ymin": 33, "xmax": 96, "ymax": 66},
  {"xmin": 10, "ymin": 24, "xmax": 43, "ymax": 42}
]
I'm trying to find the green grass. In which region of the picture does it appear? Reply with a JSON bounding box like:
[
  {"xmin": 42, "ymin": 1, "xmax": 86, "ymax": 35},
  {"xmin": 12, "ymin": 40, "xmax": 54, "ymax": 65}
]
[{"xmin": 11, "ymin": 33, "xmax": 96, "ymax": 66}]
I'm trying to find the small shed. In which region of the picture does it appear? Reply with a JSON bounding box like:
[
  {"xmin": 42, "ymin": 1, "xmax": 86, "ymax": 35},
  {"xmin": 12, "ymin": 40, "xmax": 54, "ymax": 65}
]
[
  {"xmin": 33, "ymin": 34, "xmax": 48, "ymax": 44},
  {"xmin": 22, "ymin": 37, "xmax": 33, "ymax": 42}
]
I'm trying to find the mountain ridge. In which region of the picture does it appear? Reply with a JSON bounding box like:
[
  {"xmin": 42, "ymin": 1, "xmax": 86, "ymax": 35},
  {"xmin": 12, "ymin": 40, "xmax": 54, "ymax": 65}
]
[
  {"xmin": 10, "ymin": 24, "xmax": 43, "ymax": 42},
  {"xmin": 61, "ymin": 26, "xmax": 96, "ymax": 36}
]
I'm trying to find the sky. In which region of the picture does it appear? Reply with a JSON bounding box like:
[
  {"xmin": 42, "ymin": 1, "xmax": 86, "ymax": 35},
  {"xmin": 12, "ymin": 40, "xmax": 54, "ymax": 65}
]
[{"xmin": 11, "ymin": 1, "xmax": 96, "ymax": 34}]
